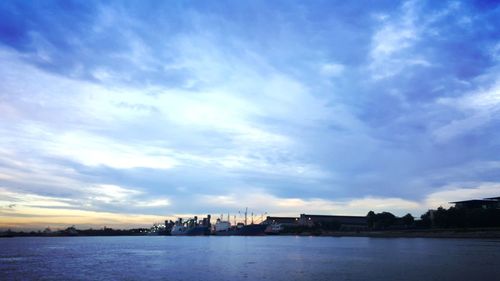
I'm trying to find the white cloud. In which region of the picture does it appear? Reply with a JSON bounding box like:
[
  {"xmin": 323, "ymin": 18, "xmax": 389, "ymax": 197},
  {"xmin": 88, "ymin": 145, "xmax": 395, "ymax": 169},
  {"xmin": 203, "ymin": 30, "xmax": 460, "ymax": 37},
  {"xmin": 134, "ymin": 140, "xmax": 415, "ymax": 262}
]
[
  {"xmin": 0, "ymin": 184, "xmax": 170, "ymax": 214},
  {"xmin": 490, "ymin": 42, "xmax": 500, "ymax": 62},
  {"xmin": 0, "ymin": 187, "xmax": 74, "ymax": 208},
  {"xmin": 200, "ymin": 191, "xmax": 422, "ymax": 217},
  {"xmin": 320, "ymin": 63, "xmax": 345, "ymax": 77},
  {"xmin": 49, "ymin": 131, "xmax": 178, "ymax": 170},
  {"xmin": 87, "ymin": 184, "xmax": 142, "ymax": 204},
  {"xmin": 1, "ymin": 123, "xmax": 178, "ymax": 170},
  {"xmin": 0, "ymin": 42, "xmax": 337, "ymax": 179},
  {"xmin": 135, "ymin": 199, "xmax": 170, "ymax": 207},
  {"xmin": 433, "ymin": 79, "xmax": 500, "ymax": 142},
  {"xmin": 425, "ymin": 182, "xmax": 500, "ymax": 209},
  {"xmin": 371, "ymin": 25, "xmax": 416, "ymax": 59},
  {"xmin": 86, "ymin": 184, "xmax": 170, "ymax": 208},
  {"xmin": 368, "ymin": 1, "xmax": 434, "ymax": 80},
  {"xmin": 369, "ymin": 4, "xmax": 418, "ymax": 79}
]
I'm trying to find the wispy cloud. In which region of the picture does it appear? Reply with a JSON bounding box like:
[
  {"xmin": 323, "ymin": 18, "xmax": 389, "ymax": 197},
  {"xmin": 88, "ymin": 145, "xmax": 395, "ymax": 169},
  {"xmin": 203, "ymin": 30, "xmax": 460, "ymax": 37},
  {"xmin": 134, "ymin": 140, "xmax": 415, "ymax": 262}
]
[
  {"xmin": 200, "ymin": 190, "xmax": 423, "ymax": 217},
  {"xmin": 433, "ymin": 78, "xmax": 500, "ymax": 142},
  {"xmin": 425, "ymin": 182, "xmax": 500, "ymax": 208},
  {"xmin": 369, "ymin": 1, "xmax": 422, "ymax": 79}
]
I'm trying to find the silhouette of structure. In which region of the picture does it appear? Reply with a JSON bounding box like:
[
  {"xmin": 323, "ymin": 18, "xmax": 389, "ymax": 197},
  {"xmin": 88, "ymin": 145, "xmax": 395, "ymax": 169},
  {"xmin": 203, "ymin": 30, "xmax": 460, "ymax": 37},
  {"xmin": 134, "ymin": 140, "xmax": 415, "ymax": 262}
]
[
  {"xmin": 299, "ymin": 214, "xmax": 366, "ymax": 228},
  {"xmin": 450, "ymin": 198, "xmax": 500, "ymax": 209},
  {"xmin": 262, "ymin": 216, "xmax": 299, "ymax": 225}
]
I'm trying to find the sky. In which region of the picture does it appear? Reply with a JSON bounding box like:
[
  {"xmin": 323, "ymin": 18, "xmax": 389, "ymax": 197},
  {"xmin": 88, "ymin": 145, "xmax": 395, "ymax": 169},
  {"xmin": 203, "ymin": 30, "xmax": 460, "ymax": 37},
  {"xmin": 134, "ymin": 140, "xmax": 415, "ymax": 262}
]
[{"xmin": 1, "ymin": 0, "xmax": 500, "ymax": 230}]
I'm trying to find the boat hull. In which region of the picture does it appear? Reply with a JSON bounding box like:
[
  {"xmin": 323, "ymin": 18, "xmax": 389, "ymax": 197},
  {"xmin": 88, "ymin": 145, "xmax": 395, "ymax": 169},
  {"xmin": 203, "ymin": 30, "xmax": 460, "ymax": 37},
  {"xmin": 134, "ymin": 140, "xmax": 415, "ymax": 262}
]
[
  {"xmin": 214, "ymin": 224, "xmax": 267, "ymax": 236},
  {"xmin": 171, "ymin": 226, "xmax": 210, "ymax": 236}
]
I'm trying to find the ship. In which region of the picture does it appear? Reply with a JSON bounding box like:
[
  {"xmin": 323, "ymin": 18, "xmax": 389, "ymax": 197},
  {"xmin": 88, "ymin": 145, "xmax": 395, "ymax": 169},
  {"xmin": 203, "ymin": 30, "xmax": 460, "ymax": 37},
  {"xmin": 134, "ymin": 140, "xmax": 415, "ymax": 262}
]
[
  {"xmin": 214, "ymin": 221, "xmax": 267, "ymax": 236},
  {"xmin": 213, "ymin": 209, "xmax": 267, "ymax": 236},
  {"xmin": 264, "ymin": 223, "xmax": 283, "ymax": 235},
  {"xmin": 170, "ymin": 215, "xmax": 211, "ymax": 236}
]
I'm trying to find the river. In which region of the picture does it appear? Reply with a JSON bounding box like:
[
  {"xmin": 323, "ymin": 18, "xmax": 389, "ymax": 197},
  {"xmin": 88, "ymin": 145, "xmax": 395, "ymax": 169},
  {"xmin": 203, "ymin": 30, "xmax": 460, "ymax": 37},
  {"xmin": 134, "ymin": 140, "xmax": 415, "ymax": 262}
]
[{"xmin": 1, "ymin": 236, "xmax": 500, "ymax": 280}]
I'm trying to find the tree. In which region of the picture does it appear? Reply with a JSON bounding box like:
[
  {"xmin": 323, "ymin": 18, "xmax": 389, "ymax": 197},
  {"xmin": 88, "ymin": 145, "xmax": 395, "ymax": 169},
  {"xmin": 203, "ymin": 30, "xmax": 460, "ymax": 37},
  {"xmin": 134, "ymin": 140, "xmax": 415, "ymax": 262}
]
[
  {"xmin": 419, "ymin": 210, "xmax": 432, "ymax": 228},
  {"xmin": 366, "ymin": 211, "xmax": 376, "ymax": 228},
  {"xmin": 367, "ymin": 211, "xmax": 397, "ymax": 229},
  {"xmin": 376, "ymin": 212, "xmax": 396, "ymax": 228},
  {"xmin": 401, "ymin": 213, "xmax": 414, "ymax": 226}
]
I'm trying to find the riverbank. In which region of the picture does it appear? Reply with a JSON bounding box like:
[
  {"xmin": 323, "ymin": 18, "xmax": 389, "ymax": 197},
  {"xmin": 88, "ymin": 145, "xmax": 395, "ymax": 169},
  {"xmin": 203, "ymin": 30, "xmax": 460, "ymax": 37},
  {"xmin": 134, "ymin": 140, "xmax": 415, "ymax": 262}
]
[
  {"xmin": 3, "ymin": 227, "xmax": 500, "ymax": 239},
  {"xmin": 317, "ymin": 228, "xmax": 500, "ymax": 239}
]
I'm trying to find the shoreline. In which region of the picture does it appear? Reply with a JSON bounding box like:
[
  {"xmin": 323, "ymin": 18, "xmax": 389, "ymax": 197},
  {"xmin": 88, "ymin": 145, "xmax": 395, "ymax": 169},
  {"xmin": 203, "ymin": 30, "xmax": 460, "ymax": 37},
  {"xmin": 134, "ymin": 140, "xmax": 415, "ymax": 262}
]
[
  {"xmin": 3, "ymin": 230, "xmax": 500, "ymax": 239},
  {"xmin": 316, "ymin": 228, "xmax": 500, "ymax": 239}
]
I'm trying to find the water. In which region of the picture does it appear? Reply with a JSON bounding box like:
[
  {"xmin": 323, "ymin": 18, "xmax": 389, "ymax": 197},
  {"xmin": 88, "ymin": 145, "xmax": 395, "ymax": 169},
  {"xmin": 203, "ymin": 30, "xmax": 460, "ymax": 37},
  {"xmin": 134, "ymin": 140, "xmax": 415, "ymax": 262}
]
[{"xmin": 1, "ymin": 236, "xmax": 500, "ymax": 281}]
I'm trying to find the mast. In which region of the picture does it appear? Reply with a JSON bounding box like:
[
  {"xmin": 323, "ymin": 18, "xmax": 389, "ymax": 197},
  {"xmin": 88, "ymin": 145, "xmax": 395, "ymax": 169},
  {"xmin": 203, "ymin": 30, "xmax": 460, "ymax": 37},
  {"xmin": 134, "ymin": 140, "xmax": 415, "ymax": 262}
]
[
  {"xmin": 244, "ymin": 207, "xmax": 248, "ymax": 225},
  {"xmin": 260, "ymin": 212, "xmax": 267, "ymax": 224}
]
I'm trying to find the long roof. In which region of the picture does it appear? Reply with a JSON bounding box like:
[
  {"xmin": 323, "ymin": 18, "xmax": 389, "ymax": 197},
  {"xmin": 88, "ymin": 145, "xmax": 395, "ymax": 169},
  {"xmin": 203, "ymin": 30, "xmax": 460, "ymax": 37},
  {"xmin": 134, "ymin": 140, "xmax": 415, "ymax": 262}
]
[
  {"xmin": 300, "ymin": 214, "xmax": 365, "ymax": 218},
  {"xmin": 449, "ymin": 199, "xmax": 497, "ymax": 204}
]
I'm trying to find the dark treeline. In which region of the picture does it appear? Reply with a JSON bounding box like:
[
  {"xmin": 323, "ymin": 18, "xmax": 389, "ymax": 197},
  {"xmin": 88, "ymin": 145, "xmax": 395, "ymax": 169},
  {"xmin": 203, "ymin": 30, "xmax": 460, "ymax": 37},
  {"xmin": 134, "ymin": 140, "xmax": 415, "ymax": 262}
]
[
  {"xmin": 0, "ymin": 226, "xmax": 150, "ymax": 237},
  {"xmin": 366, "ymin": 211, "xmax": 414, "ymax": 229},
  {"xmin": 419, "ymin": 207, "xmax": 500, "ymax": 228},
  {"xmin": 282, "ymin": 206, "xmax": 500, "ymax": 235},
  {"xmin": 367, "ymin": 206, "xmax": 500, "ymax": 230}
]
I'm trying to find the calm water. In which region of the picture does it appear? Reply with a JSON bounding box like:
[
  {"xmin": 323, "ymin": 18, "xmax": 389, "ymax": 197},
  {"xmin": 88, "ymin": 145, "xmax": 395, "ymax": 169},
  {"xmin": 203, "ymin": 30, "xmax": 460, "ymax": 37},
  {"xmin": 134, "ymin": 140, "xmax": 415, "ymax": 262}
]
[{"xmin": 1, "ymin": 236, "xmax": 500, "ymax": 281}]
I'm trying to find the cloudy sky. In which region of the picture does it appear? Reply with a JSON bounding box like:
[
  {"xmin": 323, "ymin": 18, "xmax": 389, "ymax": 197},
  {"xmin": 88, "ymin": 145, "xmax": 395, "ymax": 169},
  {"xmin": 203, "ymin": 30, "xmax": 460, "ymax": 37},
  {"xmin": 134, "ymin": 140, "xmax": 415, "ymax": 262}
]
[{"xmin": 1, "ymin": 0, "xmax": 500, "ymax": 229}]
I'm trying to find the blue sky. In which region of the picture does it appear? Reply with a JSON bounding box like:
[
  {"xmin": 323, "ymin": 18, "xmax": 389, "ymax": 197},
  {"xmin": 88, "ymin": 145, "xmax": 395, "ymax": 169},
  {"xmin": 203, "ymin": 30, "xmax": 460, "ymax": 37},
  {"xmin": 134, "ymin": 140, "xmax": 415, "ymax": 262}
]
[{"xmin": 1, "ymin": 0, "xmax": 500, "ymax": 229}]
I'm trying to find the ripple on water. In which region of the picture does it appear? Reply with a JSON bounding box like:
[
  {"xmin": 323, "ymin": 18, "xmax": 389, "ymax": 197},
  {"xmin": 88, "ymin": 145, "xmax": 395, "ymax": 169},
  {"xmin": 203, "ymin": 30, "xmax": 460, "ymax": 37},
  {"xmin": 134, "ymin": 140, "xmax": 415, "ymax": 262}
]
[{"xmin": 0, "ymin": 257, "xmax": 28, "ymax": 262}]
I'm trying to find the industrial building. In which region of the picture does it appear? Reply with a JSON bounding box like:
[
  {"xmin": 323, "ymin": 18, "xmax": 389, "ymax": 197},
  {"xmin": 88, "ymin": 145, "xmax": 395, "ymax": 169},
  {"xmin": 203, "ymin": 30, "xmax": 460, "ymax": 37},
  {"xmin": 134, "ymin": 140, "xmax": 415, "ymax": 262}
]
[
  {"xmin": 450, "ymin": 197, "xmax": 500, "ymax": 209},
  {"xmin": 299, "ymin": 214, "xmax": 367, "ymax": 229},
  {"xmin": 262, "ymin": 216, "xmax": 299, "ymax": 226}
]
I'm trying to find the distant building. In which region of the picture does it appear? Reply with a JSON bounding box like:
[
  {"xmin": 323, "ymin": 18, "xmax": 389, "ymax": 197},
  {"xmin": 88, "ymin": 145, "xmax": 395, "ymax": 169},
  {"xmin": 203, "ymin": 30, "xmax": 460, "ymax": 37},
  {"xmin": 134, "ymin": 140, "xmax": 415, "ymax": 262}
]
[
  {"xmin": 450, "ymin": 198, "xmax": 500, "ymax": 209},
  {"xmin": 262, "ymin": 216, "xmax": 299, "ymax": 225},
  {"xmin": 299, "ymin": 214, "xmax": 367, "ymax": 228}
]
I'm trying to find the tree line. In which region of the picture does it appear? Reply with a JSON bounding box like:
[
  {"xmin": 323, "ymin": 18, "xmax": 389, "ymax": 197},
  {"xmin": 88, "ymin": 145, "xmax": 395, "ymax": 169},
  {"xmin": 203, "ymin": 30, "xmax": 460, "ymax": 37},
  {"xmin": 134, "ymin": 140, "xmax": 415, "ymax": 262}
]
[{"xmin": 367, "ymin": 206, "xmax": 500, "ymax": 230}]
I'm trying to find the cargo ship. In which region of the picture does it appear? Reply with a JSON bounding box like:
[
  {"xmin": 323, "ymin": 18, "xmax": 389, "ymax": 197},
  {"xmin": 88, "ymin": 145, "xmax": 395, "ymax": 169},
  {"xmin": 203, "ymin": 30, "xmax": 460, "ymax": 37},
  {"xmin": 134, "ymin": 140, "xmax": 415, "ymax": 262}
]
[
  {"xmin": 215, "ymin": 223, "xmax": 267, "ymax": 236},
  {"xmin": 213, "ymin": 209, "xmax": 267, "ymax": 236}
]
